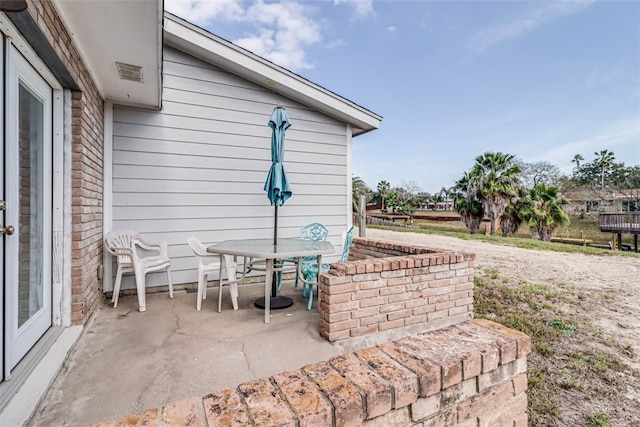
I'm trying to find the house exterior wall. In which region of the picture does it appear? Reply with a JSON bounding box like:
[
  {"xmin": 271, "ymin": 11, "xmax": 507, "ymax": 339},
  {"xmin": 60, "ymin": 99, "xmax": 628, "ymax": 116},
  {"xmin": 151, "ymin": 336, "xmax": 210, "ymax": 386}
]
[
  {"xmin": 25, "ymin": 1, "xmax": 105, "ymax": 325},
  {"xmin": 110, "ymin": 46, "xmax": 351, "ymax": 290},
  {"xmin": 564, "ymin": 189, "xmax": 640, "ymax": 214}
]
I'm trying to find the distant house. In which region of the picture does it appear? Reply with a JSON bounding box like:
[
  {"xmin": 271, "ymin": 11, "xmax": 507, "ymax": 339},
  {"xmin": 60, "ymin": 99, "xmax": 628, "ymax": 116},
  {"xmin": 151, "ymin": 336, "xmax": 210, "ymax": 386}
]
[
  {"xmin": 563, "ymin": 188, "xmax": 639, "ymax": 214},
  {"xmin": 0, "ymin": 3, "xmax": 381, "ymax": 424}
]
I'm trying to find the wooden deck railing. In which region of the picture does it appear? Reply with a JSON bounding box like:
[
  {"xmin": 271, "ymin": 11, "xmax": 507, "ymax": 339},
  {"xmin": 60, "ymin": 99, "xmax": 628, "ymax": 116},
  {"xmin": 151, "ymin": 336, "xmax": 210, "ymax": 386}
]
[{"xmin": 599, "ymin": 212, "xmax": 640, "ymax": 234}]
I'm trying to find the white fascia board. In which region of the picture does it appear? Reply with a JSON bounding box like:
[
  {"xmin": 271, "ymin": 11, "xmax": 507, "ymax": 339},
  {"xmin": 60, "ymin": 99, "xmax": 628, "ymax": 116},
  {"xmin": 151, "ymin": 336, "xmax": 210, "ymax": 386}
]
[
  {"xmin": 163, "ymin": 13, "xmax": 381, "ymax": 135},
  {"xmin": 54, "ymin": 0, "xmax": 163, "ymax": 109}
]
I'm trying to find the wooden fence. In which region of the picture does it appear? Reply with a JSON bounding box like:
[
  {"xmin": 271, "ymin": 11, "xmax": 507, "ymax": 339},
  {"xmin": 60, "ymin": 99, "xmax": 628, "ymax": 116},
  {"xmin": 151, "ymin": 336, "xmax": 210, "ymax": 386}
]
[{"xmin": 352, "ymin": 213, "xmax": 417, "ymax": 229}]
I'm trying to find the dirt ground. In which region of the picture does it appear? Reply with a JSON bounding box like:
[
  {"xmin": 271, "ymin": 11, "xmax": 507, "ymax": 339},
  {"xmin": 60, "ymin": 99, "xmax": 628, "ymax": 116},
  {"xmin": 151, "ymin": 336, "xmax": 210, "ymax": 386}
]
[{"xmin": 366, "ymin": 228, "xmax": 640, "ymax": 426}]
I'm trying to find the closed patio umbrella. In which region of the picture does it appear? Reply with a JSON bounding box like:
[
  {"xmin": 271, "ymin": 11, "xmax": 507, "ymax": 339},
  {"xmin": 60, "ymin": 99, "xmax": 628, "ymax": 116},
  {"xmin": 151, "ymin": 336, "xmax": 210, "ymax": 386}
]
[
  {"xmin": 255, "ymin": 106, "xmax": 294, "ymax": 310},
  {"xmin": 264, "ymin": 106, "xmax": 292, "ymax": 211}
]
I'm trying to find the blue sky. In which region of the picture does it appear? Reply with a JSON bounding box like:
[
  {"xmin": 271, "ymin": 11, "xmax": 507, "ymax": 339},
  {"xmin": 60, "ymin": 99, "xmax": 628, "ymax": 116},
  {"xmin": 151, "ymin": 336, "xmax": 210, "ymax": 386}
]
[{"xmin": 165, "ymin": 0, "xmax": 640, "ymax": 195}]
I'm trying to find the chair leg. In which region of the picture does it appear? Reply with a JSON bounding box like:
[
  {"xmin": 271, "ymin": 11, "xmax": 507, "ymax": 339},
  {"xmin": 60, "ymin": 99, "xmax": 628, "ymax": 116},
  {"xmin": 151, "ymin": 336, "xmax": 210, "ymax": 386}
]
[
  {"xmin": 203, "ymin": 277, "xmax": 208, "ymax": 300},
  {"xmin": 218, "ymin": 273, "xmax": 223, "ymax": 313},
  {"xmin": 229, "ymin": 282, "xmax": 239, "ymax": 310},
  {"xmin": 133, "ymin": 268, "xmax": 147, "ymax": 312},
  {"xmin": 302, "ymin": 271, "xmax": 316, "ymax": 303},
  {"xmin": 227, "ymin": 261, "xmax": 239, "ymax": 311},
  {"xmin": 276, "ymin": 267, "xmax": 283, "ymax": 293},
  {"xmin": 307, "ymin": 281, "xmax": 315, "ymax": 311},
  {"xmin": 196, "ymin": 270, "xmax": 204, "ymax": 311},
  {"xmin": 166, "ymin": 266, "xmax": 174, "ymax": 298},
  {"xmin": 112, "ymin": 266, "xmax": 124, "ymax": 308}
]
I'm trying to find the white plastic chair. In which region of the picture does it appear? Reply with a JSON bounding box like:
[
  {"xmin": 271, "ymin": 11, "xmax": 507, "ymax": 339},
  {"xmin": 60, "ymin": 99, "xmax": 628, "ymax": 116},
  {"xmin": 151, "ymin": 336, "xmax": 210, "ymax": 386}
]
[
  {"xmin": 104, "ymin": 230, "xmax": 174, "ymax": 312},
  {"xmin": 187, "ymin": 237, "xmax": 239, "ymax": 312}
]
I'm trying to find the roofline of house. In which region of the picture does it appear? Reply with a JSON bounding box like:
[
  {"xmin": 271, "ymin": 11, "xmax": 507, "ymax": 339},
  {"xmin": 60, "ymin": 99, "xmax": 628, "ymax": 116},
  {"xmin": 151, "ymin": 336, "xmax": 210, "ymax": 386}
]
[
  {"xmin": 564, "ymin": 188, "xmax": 640, "ymax": 201},
  {"xmin": 163, "ymin": 12, "xmax": 382, "ymax": 137}
]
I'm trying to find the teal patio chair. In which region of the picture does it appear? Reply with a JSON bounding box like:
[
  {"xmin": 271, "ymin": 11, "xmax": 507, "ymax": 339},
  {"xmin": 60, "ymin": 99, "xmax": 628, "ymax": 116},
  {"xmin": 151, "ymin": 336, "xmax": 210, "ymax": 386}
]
[
  {"xmin": 300, "ymin": 225, "xmax": 354, "ymax": 310},
  {"xmin": 276, "ymin": 222, "xmax": 329, "ymax": 292}
]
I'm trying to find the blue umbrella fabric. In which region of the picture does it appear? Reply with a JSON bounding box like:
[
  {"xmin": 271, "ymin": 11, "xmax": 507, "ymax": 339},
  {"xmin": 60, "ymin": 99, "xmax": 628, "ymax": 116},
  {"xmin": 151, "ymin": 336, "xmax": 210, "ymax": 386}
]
[{"xmin": 264, "ymin": 107, "xmax": 292, "ymax": 207}]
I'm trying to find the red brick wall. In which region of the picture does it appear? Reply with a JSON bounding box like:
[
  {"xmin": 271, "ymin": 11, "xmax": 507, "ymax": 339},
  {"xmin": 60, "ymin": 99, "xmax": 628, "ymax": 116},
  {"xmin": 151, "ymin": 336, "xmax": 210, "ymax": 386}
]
[
  {"xmin": 88, "ymin": 320, "xmax": 532, "ymax": 427},
  {"xmin": 318, "ymin": 238, "xmax": 475, "ymax": 342},
  {"xmin": 26, "ymin": 2, "xmax": 105, "ymax": 324}
]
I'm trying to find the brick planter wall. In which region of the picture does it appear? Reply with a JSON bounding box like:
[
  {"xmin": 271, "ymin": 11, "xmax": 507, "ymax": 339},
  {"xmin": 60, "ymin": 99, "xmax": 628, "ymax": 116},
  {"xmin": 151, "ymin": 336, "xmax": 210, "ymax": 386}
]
[
  {"xmin": 89, "ymin": 319, "xmax": 531, "ymax": 427},
  {"xmin": 318, "ymin": 238, "xmax": 475, "ymax": 344}
]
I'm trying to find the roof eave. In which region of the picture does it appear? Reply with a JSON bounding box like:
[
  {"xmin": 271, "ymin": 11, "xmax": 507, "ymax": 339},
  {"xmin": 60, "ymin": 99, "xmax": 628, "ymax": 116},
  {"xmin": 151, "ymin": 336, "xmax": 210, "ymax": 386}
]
[{"xmin": 54, "ymin": 0, "xmax": 163, "ymax": 109}]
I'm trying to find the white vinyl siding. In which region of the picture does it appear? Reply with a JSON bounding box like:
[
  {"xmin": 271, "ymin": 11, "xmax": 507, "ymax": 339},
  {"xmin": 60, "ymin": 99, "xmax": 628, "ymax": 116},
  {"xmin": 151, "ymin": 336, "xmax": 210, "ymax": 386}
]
[{"xmin": 111, "ymin": 46, "xmax": 350, "ymax": 288}]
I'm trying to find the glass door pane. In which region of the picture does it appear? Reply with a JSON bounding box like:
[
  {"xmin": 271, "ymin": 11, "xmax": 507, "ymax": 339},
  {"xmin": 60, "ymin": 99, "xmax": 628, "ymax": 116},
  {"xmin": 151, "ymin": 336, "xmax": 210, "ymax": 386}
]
[{"xmin": 17, "ymin": 83, "xmax": 46, "ymax": 328}]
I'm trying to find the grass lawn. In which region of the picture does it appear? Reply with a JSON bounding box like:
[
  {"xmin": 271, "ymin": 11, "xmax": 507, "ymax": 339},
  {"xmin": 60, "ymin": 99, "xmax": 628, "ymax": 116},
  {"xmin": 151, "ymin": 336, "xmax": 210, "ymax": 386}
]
[
  {"xmin": 365, "ymin": 224, "xmax": 640, "ymax": 425},
  {"xmin": 473, "ymin": 269, "xmax": 637, "ymax": 426},
  {"xmin": 409, "ymin": 210, "xmax": 636, "ymax": 248}
]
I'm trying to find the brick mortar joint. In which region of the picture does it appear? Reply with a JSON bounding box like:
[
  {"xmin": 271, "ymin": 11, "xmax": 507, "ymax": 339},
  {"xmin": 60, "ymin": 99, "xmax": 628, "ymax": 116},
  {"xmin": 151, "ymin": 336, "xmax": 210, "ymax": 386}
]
[{"xmin": 268, "ymin": 376, "xmax": 303, "ymax": 425}]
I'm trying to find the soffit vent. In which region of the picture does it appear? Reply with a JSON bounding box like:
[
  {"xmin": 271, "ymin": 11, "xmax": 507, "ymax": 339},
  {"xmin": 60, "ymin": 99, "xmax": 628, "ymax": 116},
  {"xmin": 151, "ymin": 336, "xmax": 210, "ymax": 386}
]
[{"xmin": 116, "ymin": 62, "xmax": 143, "ymax": 83}]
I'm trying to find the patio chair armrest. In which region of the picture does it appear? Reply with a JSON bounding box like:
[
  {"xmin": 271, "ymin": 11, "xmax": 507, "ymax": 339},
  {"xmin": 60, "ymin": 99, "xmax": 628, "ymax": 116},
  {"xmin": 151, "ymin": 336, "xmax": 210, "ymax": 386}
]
[
  {"xmin": 300, "ymin": 260, "xmax": 331, "ymax": 277},
  {"xmin": 132, "ymin": 237, "xmax": 167, "ymax": 257},
  {"xmin": 109, "ymin": 246, "xmax": 133, "ymax": 257},
  {"xmin": 105, "ymin": 244, "xmax": 123, "ymax": 257}
]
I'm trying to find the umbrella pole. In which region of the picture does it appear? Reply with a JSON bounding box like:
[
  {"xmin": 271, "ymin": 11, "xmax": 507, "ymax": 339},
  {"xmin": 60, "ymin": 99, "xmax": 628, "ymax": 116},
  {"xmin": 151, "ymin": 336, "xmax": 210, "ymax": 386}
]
[
  {"xmin": 274, "ymin": 205, "xmax": 278, "ymax": 243},
  {"xmin": 272, "ymin": 205, "xmax": 278, "ymax": 296},
  {"xmin": 254, "ymin": 205, "xmax": 294, "ymax": 310}
]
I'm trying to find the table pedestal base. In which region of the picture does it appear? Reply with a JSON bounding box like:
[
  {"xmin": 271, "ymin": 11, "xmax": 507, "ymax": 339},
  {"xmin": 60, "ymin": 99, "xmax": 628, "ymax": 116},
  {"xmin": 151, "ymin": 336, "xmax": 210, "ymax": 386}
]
[{"xmin": 254, "ymin": 296, "xmax": 293, "ymax": 310}]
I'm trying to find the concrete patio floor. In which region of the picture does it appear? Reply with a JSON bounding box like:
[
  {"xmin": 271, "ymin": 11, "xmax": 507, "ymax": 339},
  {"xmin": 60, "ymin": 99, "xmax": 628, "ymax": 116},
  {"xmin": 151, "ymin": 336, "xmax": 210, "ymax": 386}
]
[{"xmin": 29, "ymin": 280, "xmax": 346, "ymax": 427}]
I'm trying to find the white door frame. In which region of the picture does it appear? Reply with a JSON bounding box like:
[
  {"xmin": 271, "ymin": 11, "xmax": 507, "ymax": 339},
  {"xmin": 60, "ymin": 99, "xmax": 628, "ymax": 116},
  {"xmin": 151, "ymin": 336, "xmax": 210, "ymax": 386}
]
[
  {"xmin": 4, "ymin": 43, "xmax": 54, "ymax": 374},
  {"xmin": 1, "ymin": 29, "xmax": 68, "ymax": 380}
]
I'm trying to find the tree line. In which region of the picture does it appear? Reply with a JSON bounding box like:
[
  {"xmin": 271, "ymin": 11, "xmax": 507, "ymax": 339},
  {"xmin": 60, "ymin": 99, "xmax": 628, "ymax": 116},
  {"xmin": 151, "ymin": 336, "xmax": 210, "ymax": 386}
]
[{"xmin": 353, "ymin": 149, "xmax": 639, "ymax": 241}]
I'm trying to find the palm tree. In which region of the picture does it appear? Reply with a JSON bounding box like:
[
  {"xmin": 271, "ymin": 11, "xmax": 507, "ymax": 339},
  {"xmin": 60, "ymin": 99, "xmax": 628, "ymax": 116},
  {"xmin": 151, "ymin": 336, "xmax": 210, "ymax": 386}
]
[
  {"xmin": 571, "ymin": 154, "xmax": 584, "ymax": 171},
  {"xmin": 594, "ymin": 150, "xmax": 615, "ymax": 190},
  {"xmin": 468, "ymin": 152, "xmax": 521, "ymax": 236},
  {"xmin": 385, "ymin": 191, "xmax": 400, "ymax": 214},
  {"xmin": 439, "ymin": 186, "xmax": 451, "ymax": 210},
  {"xmin": 499, "ymin": 187, "xmax": 526, "ymax": 237},
  {"xmin": 519, "ymin": 183, "xmax": 570, "ymax": 241},
  {"xmin": 352, "ymin": 176, "xmax": 370, "ymax": 213},
  {"xmin": 453, "ymin": 172, "xmax": 484, "ymax": 234},
  {"xmin": 377, "ymin": 180, "xmax": 391, "ymax": 211}
]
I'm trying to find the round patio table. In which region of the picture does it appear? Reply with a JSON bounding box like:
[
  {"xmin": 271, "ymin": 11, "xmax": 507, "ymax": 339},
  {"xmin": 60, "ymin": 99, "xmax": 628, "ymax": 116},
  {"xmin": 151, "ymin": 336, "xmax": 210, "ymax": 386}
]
[{"xmin": 207, "ymin": 238, "xmax": 334, "ymax": 323}]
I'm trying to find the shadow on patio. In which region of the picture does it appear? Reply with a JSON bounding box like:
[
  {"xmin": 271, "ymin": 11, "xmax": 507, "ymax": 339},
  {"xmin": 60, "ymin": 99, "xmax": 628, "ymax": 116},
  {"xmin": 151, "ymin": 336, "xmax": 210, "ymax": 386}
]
[{"xmin": 30, "ymin": 281, "xmax": 343, "ymax": 427}]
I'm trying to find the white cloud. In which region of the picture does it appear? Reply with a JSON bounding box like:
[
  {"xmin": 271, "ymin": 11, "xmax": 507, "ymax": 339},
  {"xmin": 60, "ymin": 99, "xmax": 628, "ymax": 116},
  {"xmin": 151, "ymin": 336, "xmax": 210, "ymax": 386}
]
[
  {"xmin": 238, "ymin": 1, "xmax": 321, "ymax": 70},
  {"xmin": 165, "ymin": 0, "xmax": 322, "ymax": 71},
  {"xmin": 388, "ymin": 25, "xmax": 397, "ymax": 33},
  {"xmin": 333, "ymin": 0, "xmax": 376, "ymax": 21},
  {"xmin": 325, "ymin": 38, "xmax": 346, "ymax": 49},
  {"xmin": 585, "ymin": 65, "xmax": 623, "ymax": 89},
  {"xmin": 468, "ymin": 0, "xmax": 594, "ymax": 53},
  {"xmin": 165, "ymin": 0, "xmax": 245, "ymax": 24}
]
